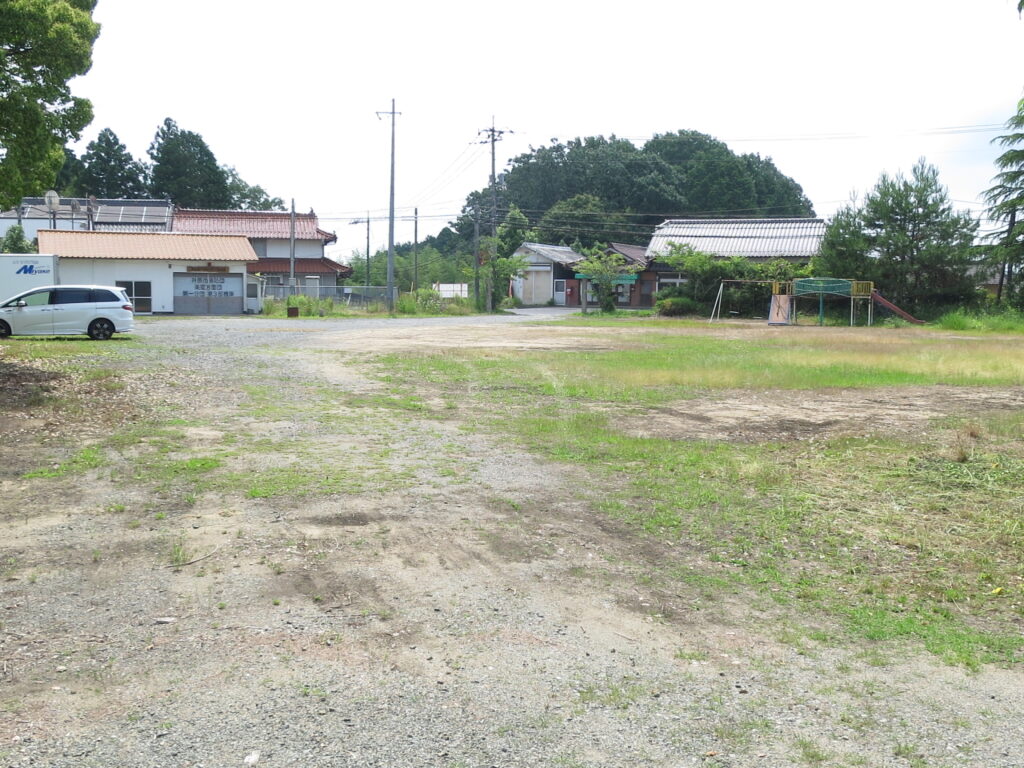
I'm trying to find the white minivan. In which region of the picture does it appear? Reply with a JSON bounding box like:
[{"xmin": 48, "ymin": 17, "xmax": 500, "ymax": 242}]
[{"xmin": 0, "ymin": 285, "xmax": 134, "ymax": 340}]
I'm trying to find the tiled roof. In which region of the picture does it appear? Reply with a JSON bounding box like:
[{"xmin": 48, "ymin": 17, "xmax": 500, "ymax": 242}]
[
  {"xmin": 38, "ymin": 230, "xmax": 257, "ymax": 261},
  {"xmin": 645, "ymin": 218, "xmax": 826, "ymax": 262},
  {"xmin": 174, "ymin": 208, "xmax": 335, "ymax": 243},
  {"xmin": 515, "ymin": 242, "xmax": 585, "ymax": 266},
  {"xmin": 607, "ymin": 242, "xmax": 649, "ymax": 265},
  {"xmin": 248, "ymin": 258, "xmax": 353, "ymax": 277}
]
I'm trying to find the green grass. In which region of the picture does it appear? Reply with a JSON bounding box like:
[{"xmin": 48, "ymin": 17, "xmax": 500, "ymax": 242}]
[
  {"xmin": 24, "ymin": 446, "xmax": 105, "ymax": 478},
  {"xmin": 373, "ymin": 324, "xmax": 1024, "ymax": 668},
  {"xmin": 380, "ymin": 331, "xmax": 1024, "ymax": 411},
  {"xmin": 935, "ymin": 308, "xmax": 1024, "ymax": 333}
]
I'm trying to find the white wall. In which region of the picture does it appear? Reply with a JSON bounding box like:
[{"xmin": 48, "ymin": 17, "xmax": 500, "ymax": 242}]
[
  {"xmin": 263, "ymin": 238, "xmax": 323, "ymax": 260},
  {"xmin": 58, "ymin": 259, "xmax": 249, "ymax": 313}
]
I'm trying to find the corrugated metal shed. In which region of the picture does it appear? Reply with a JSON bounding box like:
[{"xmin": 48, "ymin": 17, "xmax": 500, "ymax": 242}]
[
  {"xmin": 38, "ymin": 230, "xmax": 257, "ymax": 262},
  {"xmin": 515, "ymin": 242, "xmax": 585, "ymax": 265},
  {"xmin": 645, "ymin": 218, "xmax": 826, "ymax": 263}
]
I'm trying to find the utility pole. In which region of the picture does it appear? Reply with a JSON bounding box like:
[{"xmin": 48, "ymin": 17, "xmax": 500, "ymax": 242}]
[
  {"xmin": 288, "ymin": 198, "xmax": 296, "ymax": 287},
  {"xmin": 413, "ymin": 207, "xmax": 419, "ymax": 292},
  {"xmin": 478, "ymin": 117, "xmax": 512, "ymax": 239},
  {"xmin": 473, "ymin": 210, "xmax": 480, "ymax": 311},
  {"xmin": 479, "ymin": 118, "xmax": 512, "ymax": 312},
  {"xmin": 365, "ymin": 212, "xmax": 370, "ymax": 289},
  {"xmin": 377, "ymin": 99, "xmax": 400, "ymax": 312}
]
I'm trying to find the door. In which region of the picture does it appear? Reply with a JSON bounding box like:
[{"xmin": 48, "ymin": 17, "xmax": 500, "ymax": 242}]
[
  {"xmin": 116, "ymin": 280, "xmax": 152, "ymax": 313},
  {"xmin": 553, "ymin": 279, "xmax": 566, "ymax": 306},
  {"xmin": 51, "ymin": 286, "xmax": 95, "ymax": 334},
  {"xmin": 1, "ymin": 288, "xmax": 54, "ymax": 335}
]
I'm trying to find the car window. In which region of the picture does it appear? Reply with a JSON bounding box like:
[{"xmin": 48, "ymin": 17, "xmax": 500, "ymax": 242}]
[
  {"xmin": 54, "ymin": 288, "xmax": 93, "ymax": 304},
  {"xmin": 4, "ymin": 290, "xmax": 52, "ymax": 307},
  {"xmin": 92, "ymin": 289, "xmax": 119, "ymax": 302}
]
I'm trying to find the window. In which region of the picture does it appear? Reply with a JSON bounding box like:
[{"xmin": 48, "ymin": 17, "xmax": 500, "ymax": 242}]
[
  {"xmin": 92, "ymin": 289, "xmax": 119, "ymax": 302},
  {"xmin": 54, "ymin": 288, "xmax": 92, "ymax": 304},
  {"xmin": 116, "ymin": 281, "xmax": 152, "ymax": 313},
  {"xmin": 5, "ymin": 290, "xmax": 52, "ymax": 307}
]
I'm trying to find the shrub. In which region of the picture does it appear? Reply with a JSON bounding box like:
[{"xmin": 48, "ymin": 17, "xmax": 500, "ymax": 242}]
[
  {"xmin": 498, "ymin": 296, "xmax": 523, "ymax": 310},
  {"xmin": 656, "ymin": 296, "xmax": 705, "ymax": 317},
  {"xmin": 396, "ymin": 293, "xmax": 419, "ymax": 314}
]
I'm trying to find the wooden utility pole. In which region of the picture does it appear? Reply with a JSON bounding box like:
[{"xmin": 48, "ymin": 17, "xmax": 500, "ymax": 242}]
[
  {"xmin": 413, "ymin": 207, "xmax": 419, "ymax": 292},
  {"xmin": 996, "ymin": 209, "xmax": 1016, "ymax": 303}
]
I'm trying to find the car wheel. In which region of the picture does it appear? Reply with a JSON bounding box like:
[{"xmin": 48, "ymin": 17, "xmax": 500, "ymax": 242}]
[
  {"xmin": 0, "ymin": 320, "xmax": 10, "ymax": 338},
  {"xmin": 88, "ymin": 318, "xmax": 115, "ymax": 340}
]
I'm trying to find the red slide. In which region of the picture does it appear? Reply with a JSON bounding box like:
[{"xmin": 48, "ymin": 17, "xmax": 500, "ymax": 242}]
[{"xmin": 872, "ymin": 291, "xmax": 925, "ymax": 324}]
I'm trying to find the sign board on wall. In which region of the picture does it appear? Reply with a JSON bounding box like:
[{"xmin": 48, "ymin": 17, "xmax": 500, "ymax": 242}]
[{"xmin": 172, "ymin": 272, "xmax": 244, "ymax": 315}]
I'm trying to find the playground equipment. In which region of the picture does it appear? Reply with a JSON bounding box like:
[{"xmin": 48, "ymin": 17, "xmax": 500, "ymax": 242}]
[{"xmin": 709, "ymin": 278, "xmax": 924, "ymax": 326}]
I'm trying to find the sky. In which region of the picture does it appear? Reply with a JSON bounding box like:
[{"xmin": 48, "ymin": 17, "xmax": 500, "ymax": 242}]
[{"xmin": 69, "ymin": 0, "xmax": 1024, "ymax": 262}]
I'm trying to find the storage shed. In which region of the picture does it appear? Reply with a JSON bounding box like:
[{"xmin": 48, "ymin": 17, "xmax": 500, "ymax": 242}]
[{"xmin": 37, "ymin": 230, "xmax": 258, "ymax": 315}]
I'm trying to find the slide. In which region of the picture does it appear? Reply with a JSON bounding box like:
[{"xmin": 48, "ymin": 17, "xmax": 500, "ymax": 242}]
[{"xmin": 872, "ymin": 291, "xmax": 925, "ymax": 324}]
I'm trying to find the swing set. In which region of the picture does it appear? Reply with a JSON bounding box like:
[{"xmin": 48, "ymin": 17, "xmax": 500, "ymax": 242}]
[{"xmin": 708, "ymin": 278, "xmax": 921, "ymax": 326}]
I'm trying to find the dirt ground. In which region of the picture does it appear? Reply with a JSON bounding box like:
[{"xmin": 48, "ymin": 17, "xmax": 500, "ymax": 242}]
[{"xmin": 1, "ymin": 316, "xmax": 1022, "ymax": 768}]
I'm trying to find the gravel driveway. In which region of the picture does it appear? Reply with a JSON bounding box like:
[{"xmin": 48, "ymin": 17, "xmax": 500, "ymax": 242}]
[{"xmin": 1, "ymin": 314, "xmax": 1021, "ymax": 768}]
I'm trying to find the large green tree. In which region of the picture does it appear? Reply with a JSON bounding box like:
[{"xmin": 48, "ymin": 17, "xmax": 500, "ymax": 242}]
[
  {"xmin": 223, "ymin": 165, "xmax": 284, "ymax": 211},
  {"xmin": 535, "ymin": 194, "xmax": 630, "ymax": 247},
  {"xmin": 452, "ymin": 130, "xmax": 814, "ymax": 251},
  {"xmin": 79, "ymin": 127, "xmax": 148, "ymax": 197},
  {"xmin": 983, "ymin": 98, "xmax": 1024, "ymax": 304},
  {"xmin": 147, "ymin": 118, "xmax": 230, "ymax": 208},
  {"xmin": 814, "ymin": 159, "xmax": 978, "ymax": 312},
  {"xmin": 0, "ymin": 0, "xmax": 99, "ymax": 208}
]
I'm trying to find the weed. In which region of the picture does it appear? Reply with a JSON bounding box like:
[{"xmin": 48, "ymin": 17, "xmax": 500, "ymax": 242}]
[
  {"xmin": 168, "ymin": 537, "xmax": 191, "ymax": 567},
  {"xmin": 795, "ymin": 737, "xmax": 829, "ymax": 765}
]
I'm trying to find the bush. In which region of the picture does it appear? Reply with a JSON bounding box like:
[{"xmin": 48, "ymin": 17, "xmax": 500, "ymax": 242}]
[
  {"xmin": 499, "ymin": 296, "xmax": 523, "ymax": 310},
  {"xmin": 444, "ymin": 302, "xmax": 472, "ymax": 316},
  {"xmin": 935, "ymin": 307, "xmax": 1024, "ymax": 332},
  {"xmin": 655, "ymin": 296, "xmax": 705, "ymax": 317}
]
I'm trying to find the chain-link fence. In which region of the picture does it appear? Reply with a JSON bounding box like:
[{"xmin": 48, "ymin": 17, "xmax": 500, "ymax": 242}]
[{"xmin": 262, "ymin": 284, "xmax": 395, "ymax": 307}]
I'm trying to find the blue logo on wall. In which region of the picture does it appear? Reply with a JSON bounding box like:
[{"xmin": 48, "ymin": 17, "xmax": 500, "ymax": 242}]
[{"xmin": 15, "ymin": 264, "xmax": 50, "ymax": 275}]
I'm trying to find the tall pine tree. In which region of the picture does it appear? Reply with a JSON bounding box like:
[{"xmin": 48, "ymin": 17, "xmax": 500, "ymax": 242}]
[
  {"xmin": 147, "ymin": 118, "xmax": 230, "ymax": 208},
  {"xmin": 79, "ymin": 128, "xmax": 148, "ymax": 198}
]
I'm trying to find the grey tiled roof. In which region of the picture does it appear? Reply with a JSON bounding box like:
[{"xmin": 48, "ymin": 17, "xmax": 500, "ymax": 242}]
[
  {"xmin": 645, "ymin": 218, "xmax": 826, "ymax": 262},
  {"xmin": 607, "ymin": 242, "xmax": 648, "ymax": 265}
]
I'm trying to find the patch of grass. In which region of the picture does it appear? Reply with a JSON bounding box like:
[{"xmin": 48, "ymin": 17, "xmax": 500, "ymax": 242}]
[
  {"xmin": 372, "ymin": 328, "xmax": 1024, "ymax": 668},
  {"xmin": 24, "ymin": 446, "xmax": 104, "ymax": 478},
  {"xmin": 575, "ymin": 679, "xmax": 645, "ymax": 710},
  {"xmin": 794, "ymin": 737, "xmax": 829, "ymax": 765},
  {"xmin": 168, "ymin": 537, "xmax": 191, "ymax": 567}
]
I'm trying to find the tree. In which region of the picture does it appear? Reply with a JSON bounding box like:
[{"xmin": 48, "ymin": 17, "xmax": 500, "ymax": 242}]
[
  {"xmin": 147, "ymin": 118, "xmax": 230, "ymax": 208},
  {"xmin": 535, "ymin": 194, "xmax": 629, "ymax": 247},
  {"xmin": 1, "ymin": 224, "xmax": 34, "ymax": 253},
  {"xmin": 816, "ymin": 159, "xmax": 978, "ymax": 312},
  {"xmin": 223, "ymin": 166, "xmax": 284, "ymax": 211},
  {"xmin": 78, "ymin": 128, "xmax": 148, "ymax": 198},
  {"xmin": 574, "ymin": 247, "xmax": 641, "ymax": 313},
  {"xmin": 0, "ymin": 0, "xmax": 100, "ymax": 208},
  {"xmin": 496, "ymin": 204, "xmax": 531, "ymax": 259},
  {"xmin": 55, "ymin": 147, "xmax": 85, "ymax": 195},
  {"xmin": 983, "ymin": 98, "xmax": 1024, "ymax": 304}
]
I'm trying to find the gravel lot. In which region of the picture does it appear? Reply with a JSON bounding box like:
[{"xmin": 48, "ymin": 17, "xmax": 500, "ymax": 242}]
[{"xmin": 1, "ymin": 314, "xmax": 1022, "ymax": 768}]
